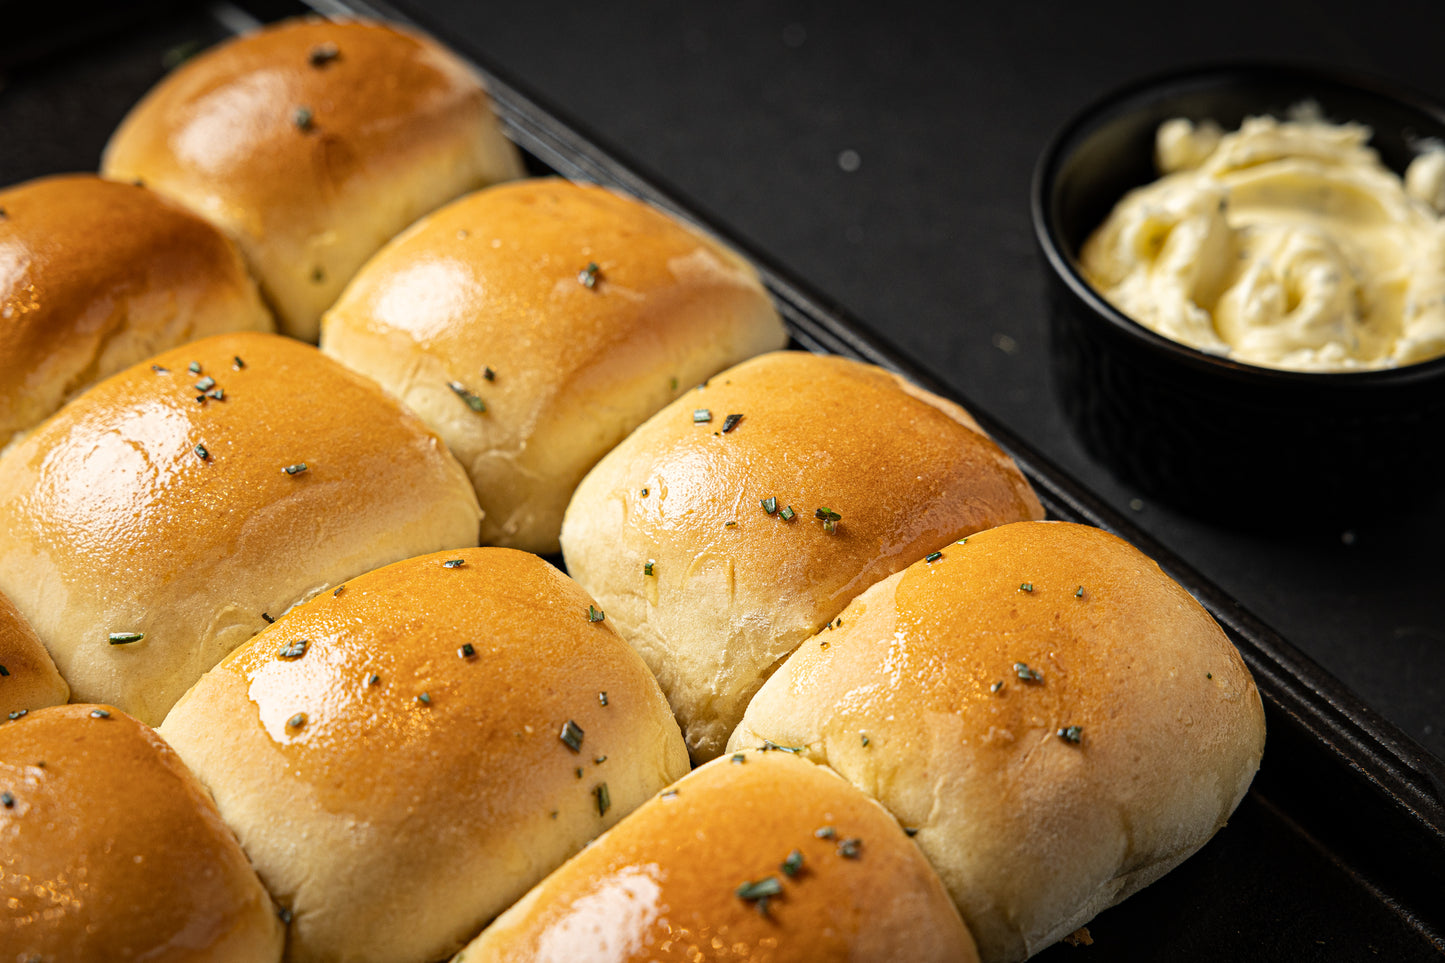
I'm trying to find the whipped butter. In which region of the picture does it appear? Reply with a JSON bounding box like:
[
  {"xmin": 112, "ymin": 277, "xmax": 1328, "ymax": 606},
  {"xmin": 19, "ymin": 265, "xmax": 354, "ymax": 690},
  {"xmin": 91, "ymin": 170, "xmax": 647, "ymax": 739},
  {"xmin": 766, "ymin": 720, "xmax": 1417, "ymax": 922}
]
[{"xmin": 1080, "ymin": 109, "xmax": 1445, "ymax": 371}]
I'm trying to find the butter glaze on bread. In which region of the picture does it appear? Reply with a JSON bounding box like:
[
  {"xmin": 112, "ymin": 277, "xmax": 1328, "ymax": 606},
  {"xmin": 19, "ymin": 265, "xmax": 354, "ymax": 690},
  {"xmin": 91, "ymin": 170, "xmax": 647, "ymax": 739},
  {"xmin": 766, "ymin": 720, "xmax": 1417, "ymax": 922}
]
[
  {"xmin": 0, "ymin": 589, "xmax": 67, "ymax": 719},
  {"xmin": 0, "ymin": 174, "xmax": 272, "ymax": 450},
  {"xmin": 0, "ymin": 705, "xmax": 283, "ymax": 962},
  {"xmin": 560, "ymin": 351, "xmax": 1045, "ymax": 760},
  {"xmin": 0, "ymin": 332, "xmax": 480, "ymax": 726},
  {"xmin": 730, "ymin": 521, "xmax": 1266, "ymax": 962},
  {"xmin": 322, "ymin": 178, "xmax": 787, "ymax": 553},
  {"xmin": 455, "ymin": 749, "xmax": 978, "ymax": 963},
  {"xmin": 102, "ymin": 18, "xmax": 524, "ymax": 340},
  {"xmin": 160, "ymin": 547, "xmax": 689, "ymax": 963}
]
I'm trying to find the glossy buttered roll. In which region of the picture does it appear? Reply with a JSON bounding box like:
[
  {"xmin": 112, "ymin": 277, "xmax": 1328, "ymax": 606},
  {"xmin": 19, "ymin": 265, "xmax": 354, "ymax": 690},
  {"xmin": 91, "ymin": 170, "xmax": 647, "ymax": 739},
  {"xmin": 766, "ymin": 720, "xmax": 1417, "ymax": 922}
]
[
  {"xmin": 159, "ymin": 548, "xmax": 690, "ymax": 963},
  {"xmin": 561, "ymin": 351, "xmax": 1045, "ymax": 760},
  {"xmin": 0, "ymin": 332, "xmax": 480, "ymax": 726},
  {"xmin": 0, "ymin": 174, "xmax": 272, "ymax": 451},
  {"xmin": 0, "ymin": 705, "xmax": 284, "ymax": 962},
  {"xmin": 321, "ymin": 178, "xmax": 788, "ymax": 554},
  {"xmin": 0, "ymin": 589, "xmax": 68, "ymax": 721},
  {"xmin": 102, "ymin": 18, "xmax": 525, "ymax": 339},
  {"xmin": 731, "ymin": 521, "xmax": 1267, "ymax": 962},
  {"xmin": 457, "ymin": 748, "xmax": 978, "ymax": 963}
]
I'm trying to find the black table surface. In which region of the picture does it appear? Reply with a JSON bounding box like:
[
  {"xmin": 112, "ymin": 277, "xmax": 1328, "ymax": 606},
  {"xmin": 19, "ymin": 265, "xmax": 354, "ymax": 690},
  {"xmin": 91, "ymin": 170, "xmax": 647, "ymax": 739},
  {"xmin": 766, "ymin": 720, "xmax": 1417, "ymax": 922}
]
[
  {"xmin": 1, "ymin": 0, "xmax": 1440, "ymax": 767},
  {"xmin": 388, "ymin": 0, "xmax": 1445, "ymax": 762}
]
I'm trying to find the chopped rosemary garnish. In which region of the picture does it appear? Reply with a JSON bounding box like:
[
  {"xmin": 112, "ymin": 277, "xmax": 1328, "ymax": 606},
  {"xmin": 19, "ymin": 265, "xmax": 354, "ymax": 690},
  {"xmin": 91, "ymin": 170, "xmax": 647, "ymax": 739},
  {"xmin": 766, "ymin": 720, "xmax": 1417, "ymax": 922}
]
[
  {"xmin": 368, "ymin": 673, "xmax": 381, "ymax": 686},
  {"xmin": 90, "ymin": 708, "xmax": 110, "ymax": 719},
  {"xmin": 782, "ymin": 849, "xmax": 804, "ymax": 877},
  {"xmin": 482, "ymin": 366, "xmax": 496, "ymax": 382},
  {"xmin": 815, "ymin": 507, "xmax": 842, "ymax": 533},
  {"xmin": 308, "ymin": 42, "xmax": 340, "ymax": 67},
  {"xmin": 194, "ymin": 376, "xmax": 216, "ymax": 392},
  {"xmin": 1, "ymin": 792, "xmax": 12, "ymax": 808},
  {"xmin": 294, "ymin": 106, "xmax": 315, "ymax": 131},
  {"xmin": 779, "ymin": 505, "xmax": 796, "ymax": 521},
  {"xmin": 670, "ymin": 376, "xmax": 679, "ymax": 391},
  {"xmin": 278, "ymin": 907, "xmax": 292, "ymax": 924},
  {"xmin": 282, "ymin": 463, "xmax": 308, "ymax": 475},
  {"xmin": 1057, "ymin": 725, "xmax": 1083, "ymax": 744},
  {"xmin": 640, "ymin": 488, "xmax": 649, "ymax": 497},
  {"xmin": 598, "ymin": 691, "xmax": 608, "ymax": 706},
  {"xmin": 0, "ymin": 665, "xmax": 8, "ymax": 677},
  {"xmin": 925, "ymin": 551, "xmax": 942, "ymax": 562},
  {"xmin": 108, "ymin": 632, "xmax": 144, "ymax": 645},
  {"xmin": 644, "ymin": 560, "xmax": 655, "ymax": 576},
  {"xmin": 575, "ymin": 768, "xmax": 584, "ymax": 779},
  {"xmin": 724, "ymin": 521, "xmax": 737, "ymax": 528},
  {"xmin": 578, "ymin": 262, "xmax": 601, "ymax": 288},
  {"xmin": 442, "ymin": 559, "xmax": 465, "ymax": 568},
  {"xmin": 904, "ymin": 827, "xmax": 919, "ymax": 837},
  {"xmin": 760, "ymin": 739, "xmax": 804, "ymax": 753},
  {"xmin": 1075, "ymin": 585, "xmax": 1085, "ymax": 598},
  {"xmin": 333, "ymin": 585, "xmax": 344, "ymax": 597},
  {"xmin": 151, "ymin": 364, "xmax": 169, "ymax": 374},
  {"xmin": 261, "ymin": 612, "xmax": 275, "ymax": 624},
  {"xmin": 188, "ymin": 361, "xmax": 202, "ymax": 374},
  {"xmin": 660, "ymin": 788, "xmax": 679, "ymax": 798},
  {"xmin": 287, "ymin": 713, "xmax": 306, "ymax": 729},
  {"xmin": 990, "ymin": 680, "xmax": 1004, "ymax": 693},
  {"xmin": 417, "ymin": 692, "xmax": 432, "ymax": 705},
  {"xmin": 861, "ymin": 733, "xmax": 870, "ymax": 747},
  {"xmin": 837, "ymin": 837, "xmax": 862, "ymax": 859},
  {"xmin": 721, "ymin": 413, "xmax": 743, "ymax": 433},
  {"xmin": 195, "ymin": 444, "xmax": 209, "ymax": 460},
  {"xmin": 7, "ymin": 710, "xmax": 26, "ymax": 721},
  {"xmin": 560, "ymin": 719, "xmax": 585, "ymax": 752},
  {"xmin": 814, "ymin": 825, "xmax": 835, "ymax": 839},
  {"xmin": 1014, "ymin": 662, "xmax": 1043, "ymax": 683},
  {"xmin": 594, "ymin": 755, "xmax": 607, "ymax": 764},
  {"xmin": 957, "ymin": 537, "xmax": 968, "ymax": 544},
  {"xmin": 595, "ymin": 782, "xmax": 611, "ymax": 816},
  {"xmin": 762, "ymin": 496, "xmax": 778, "ymax": 514},
  {"xmin": 208, "ymin": 388, "xmax": 224, "ymax": 401},
  {"xmin": 1019, "ymin": 582, "xmax": 1034, "ymax": 593},
  {"xmin": 459, "ymin": 643, "xmax": 476, "ymax": 658},
  {"xmin": 735, "ymin": 875, "xmax": 782, "ymax": 914},
  {"xmin": 693, "ymin": 408, "xmax": 712, "ymax": 424},
  {"xmin": 233, "ymin": 356, "xmax": 245, "ymax": 370},
  {"xmin": 447, "ymin": 381, "xmax": 486, "ymax": 413},
  {"xmin": 278, "ymin": 640, "xmax": 308, "ymax": 659},
  {"xmin": 731, "ymin": 752, "xmax": 746, "ymax": 764},
  {"xmin": 587, "ymin": 605, "xmax": 605, "ymax": 623}
]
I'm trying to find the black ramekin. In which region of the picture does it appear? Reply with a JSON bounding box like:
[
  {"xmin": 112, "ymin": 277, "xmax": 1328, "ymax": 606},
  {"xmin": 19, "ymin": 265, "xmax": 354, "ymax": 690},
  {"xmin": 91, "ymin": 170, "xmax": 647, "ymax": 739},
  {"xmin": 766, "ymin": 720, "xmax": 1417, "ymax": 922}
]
[{"xmin": 1032, "ymin": 63, "xmax": 1445, "ymax": 528}]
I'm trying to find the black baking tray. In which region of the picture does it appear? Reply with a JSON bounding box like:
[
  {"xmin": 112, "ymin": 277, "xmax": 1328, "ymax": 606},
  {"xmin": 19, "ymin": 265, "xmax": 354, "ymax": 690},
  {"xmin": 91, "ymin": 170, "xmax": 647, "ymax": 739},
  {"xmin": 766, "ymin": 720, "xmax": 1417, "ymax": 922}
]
[{"xmin": 2, "ymin": 1, "xmax": 1442, "ymax": 957}]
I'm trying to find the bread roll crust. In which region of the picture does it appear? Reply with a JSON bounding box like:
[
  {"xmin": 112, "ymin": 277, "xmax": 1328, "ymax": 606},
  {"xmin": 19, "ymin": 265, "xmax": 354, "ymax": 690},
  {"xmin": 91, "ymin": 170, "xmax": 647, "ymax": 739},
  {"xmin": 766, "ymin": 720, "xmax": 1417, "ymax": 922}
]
[
  {"xmin": 0, "ymin": 589, "xmax": 67, "ymax": 719},
  {"xmin": 159, "ymin": 547, "xmax": 689, "ymax": 963},
  {"xmin": 0, "ymin": 174, "xmax": 272, "ymax": 450},
  {"xmin": 730, "ymin": 521, "xmax": 1267, "ymax": 962},
  {"xmin": 0, "ymin": 331, "xmax": 480, "ymax": 726},
  {"xmin": 0, "ymin": 704, "xmax": 283, "ymax": 962},
  {"xmin": 322, "ymin": 178, "xmax": 788, "ymax": 553},
  {"xmin": 102, "ymin": 17, "xmax": 524, "ymax": 339},
  {"xmin": 457, "ymin": 749, "xmax": 978, "ymax": 963},
  {"xmin": 560, "ymin": 351, "xmax": 1044, "ymax": 760}
]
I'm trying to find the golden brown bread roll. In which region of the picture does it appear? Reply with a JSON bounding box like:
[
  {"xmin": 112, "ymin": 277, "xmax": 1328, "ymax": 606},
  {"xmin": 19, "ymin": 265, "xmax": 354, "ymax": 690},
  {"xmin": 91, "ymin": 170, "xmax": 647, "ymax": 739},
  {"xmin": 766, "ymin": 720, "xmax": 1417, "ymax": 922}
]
[
  {"xmin": 0, "ymin": 174, "xmax": 272, "ymax": 450},
  {"xmin": 102, "ymin": 17, "xmax": 524, "ymax": 340},
  {"xmin": 159, "ymin": 547, "xmax": 690, "ymax": 963},
  {"xmin": 560, "ymin": 351, "xmax": 1044, "ymax": 760},
  {"xmin": 0, "ymin": 331, "xmax": 480, "ymax": 726},
  {"xmin": 730, "ymin": 521, "xmax": 1267, "ymax": 962},
  {"xmin": 0, "ymin": 704, "xmax": 283, "ymax": 961},
  {"xmin": 321, "ymin": 177, "xmax": 788, "ymax": 554},
  {"xmin": 455, "ymin": 748, "xmax": 979, "ymax": 963},
  {"xmin": 0, "ymin": 589, "xmax": 68, "ymax": 720}
]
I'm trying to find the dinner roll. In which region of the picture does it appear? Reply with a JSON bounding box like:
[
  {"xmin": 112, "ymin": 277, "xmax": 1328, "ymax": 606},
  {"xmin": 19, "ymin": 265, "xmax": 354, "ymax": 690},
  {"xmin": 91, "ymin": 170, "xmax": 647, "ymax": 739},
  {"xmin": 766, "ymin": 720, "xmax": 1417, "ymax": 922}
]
[
  {"xmin": 0, "ymin": 331, "xmax": 480, "ymax": 726},
  {"xmin": 729, "ymin": 521, "xmax": 1266, "ymax": 962},
  {"xmin": 456, "ymin": 749, "xmax": 978, "ymax": 963},
  {"xmin": 0, "ymin": 174, "xmax": 271, "ymax": 451},
  {"xmin": 0, "ymin": 704, "xmax": 283, "ymax": 962},
  {"xmin": 102, "ymin": 17, "xmax": 524, "ymax": 340},
  {"xmin": 560, "ymin": 351, "xmax": 1044, "ymax": 760},
  {"xmin": 160, "ymin": 548, "xmax": 689, "ymax": 963},
  {"xmin": 321, "ymin": 178, "xmax": 787, "ymax": 554},
  {"xmin": 0, "ymin": 589, "xmax": 68, "ymax": 719}
]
